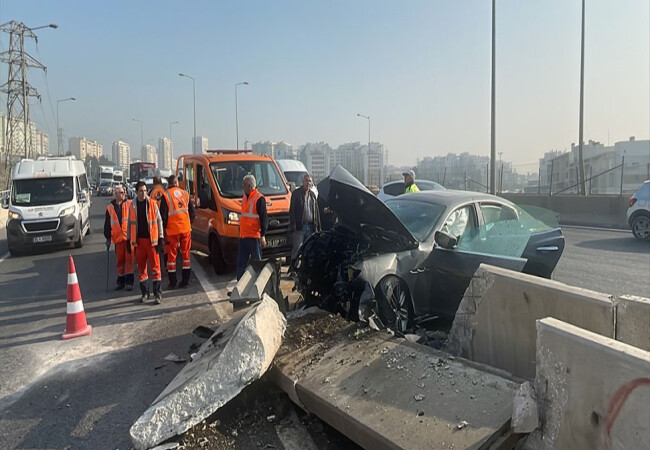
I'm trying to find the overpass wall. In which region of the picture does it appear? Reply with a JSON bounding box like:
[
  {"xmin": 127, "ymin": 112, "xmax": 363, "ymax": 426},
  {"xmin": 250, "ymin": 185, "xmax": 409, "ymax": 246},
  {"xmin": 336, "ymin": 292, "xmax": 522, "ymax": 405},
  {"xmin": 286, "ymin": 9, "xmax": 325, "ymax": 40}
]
[{"xmin": 501, "ymin": 193, "xmax": 630, "ymax": 229}]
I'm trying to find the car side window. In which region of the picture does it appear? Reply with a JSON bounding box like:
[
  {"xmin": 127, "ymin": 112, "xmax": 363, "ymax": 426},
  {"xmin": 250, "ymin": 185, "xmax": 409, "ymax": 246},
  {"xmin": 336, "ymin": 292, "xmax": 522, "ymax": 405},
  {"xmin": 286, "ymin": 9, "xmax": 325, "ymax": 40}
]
[
  {"xmin": 384, "ymin": 183, "xmax": 404, "ymax": 196},
  {"xmin": 185, "ymin": 163, "xmax": 194, "ymax": 195},
  {"xmin": 196, "ymin": 164, "xmax": 215, "ymax": 210},
  {"xmin": 441, "ymin": 205, "xmax": 476, "ymax": 245}
]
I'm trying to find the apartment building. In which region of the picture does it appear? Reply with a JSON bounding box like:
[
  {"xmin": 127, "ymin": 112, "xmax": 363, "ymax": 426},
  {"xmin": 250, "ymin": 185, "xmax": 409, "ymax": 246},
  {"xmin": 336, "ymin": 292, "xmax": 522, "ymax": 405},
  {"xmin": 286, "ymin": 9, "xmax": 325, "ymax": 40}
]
[
  {"xmin": 112, "ymin": 140, "xmax": 131, "ymax": 173},
  {"xmin": 69, "ymin": 137, "xmax": 103, "ymax": 161},
  {"xmin": 158, "ymin": 137, "xmax": 172, "ymax": 170}
]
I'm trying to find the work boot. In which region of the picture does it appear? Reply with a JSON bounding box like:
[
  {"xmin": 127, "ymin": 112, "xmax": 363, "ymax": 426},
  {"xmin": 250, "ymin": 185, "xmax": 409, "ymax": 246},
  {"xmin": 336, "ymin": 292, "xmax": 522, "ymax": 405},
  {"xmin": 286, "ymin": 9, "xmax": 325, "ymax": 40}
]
[
  {"xmin": 167, "ymin": 272, "xmax": 177, "ymax": 290},
  {"xmin": 178, "ymin": 269, "xmax": 191, "ymax": 288},
  {"xmin": 153, "ymin": 280, "xmax": 162, "ymax": 305},
  {"xmin": 125, "ymin": 274, "xmax": 134, "ymax": 291},
  {"xmin": 139, "ymin": 283, "xmax": 148, "ymax": 303},
  {"xmin": 115, "ymin": 275, "xmax": 125, "ymax": 291}
]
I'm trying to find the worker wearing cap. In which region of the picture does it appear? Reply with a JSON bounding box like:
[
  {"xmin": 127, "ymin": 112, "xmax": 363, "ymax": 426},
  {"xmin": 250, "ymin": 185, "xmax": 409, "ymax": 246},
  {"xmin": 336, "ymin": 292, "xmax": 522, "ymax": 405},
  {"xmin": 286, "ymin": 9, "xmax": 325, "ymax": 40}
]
[
  {"xmin": 403, "ymin": 169, "xmax": 420, "ymax": 193},
  {"xmin": 160, "ymin": 174, "xmax": 195, "ymax": 289},
  {"xmin": 103, "ymin": 185, "xmax": 134, "ymax": 290}
]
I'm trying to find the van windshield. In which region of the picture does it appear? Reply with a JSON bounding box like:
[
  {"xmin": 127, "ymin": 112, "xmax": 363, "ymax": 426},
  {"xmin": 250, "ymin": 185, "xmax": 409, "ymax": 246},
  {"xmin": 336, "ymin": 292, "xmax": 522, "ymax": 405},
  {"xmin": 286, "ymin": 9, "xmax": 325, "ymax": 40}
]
[
  {"xmin": 12, "ymin": 177, "xmax": 74, "ymax": 206},
  {"xmin": 210, "ymin": 161, "xmax": 288, "ymax": 199},
  {"xmin": 284, "ymin": 171, "xmax": 308, "ymax": 185}
]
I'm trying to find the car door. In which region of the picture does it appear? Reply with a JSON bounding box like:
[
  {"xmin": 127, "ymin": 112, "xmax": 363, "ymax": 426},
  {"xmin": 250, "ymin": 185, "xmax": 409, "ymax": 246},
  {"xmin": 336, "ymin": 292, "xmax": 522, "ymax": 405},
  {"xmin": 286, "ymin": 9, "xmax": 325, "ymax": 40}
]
[
  {"xmin": 414, "ymin": 203, "xmax": 527, "ymax": 319},
  {"xmin": 192, "ymin": 162, "xmax": 214, "ymax": 251}
]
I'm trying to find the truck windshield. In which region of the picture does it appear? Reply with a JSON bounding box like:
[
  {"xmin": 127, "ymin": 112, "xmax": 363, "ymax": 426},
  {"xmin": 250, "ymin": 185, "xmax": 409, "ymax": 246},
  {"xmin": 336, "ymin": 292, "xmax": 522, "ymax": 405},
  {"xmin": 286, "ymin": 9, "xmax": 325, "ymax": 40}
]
[
  {"xmin": 210, "ymin": 161, "xmax": 288, "ymax": 199},
  {"xmin": 12, "ymin": 177, "xmax": 74, "ymax": 206}
]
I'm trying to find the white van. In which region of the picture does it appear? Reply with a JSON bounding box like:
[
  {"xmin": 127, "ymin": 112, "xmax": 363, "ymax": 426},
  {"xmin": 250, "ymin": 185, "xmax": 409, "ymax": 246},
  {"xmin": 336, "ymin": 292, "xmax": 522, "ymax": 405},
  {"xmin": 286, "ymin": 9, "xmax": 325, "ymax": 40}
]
[
  {"xmin": 276, "ymin": 159, "xmax": 318, "ymax": 196},
  {"xmin": 1, "ymin": 156, "xmax": 91, "ymax": 255}
]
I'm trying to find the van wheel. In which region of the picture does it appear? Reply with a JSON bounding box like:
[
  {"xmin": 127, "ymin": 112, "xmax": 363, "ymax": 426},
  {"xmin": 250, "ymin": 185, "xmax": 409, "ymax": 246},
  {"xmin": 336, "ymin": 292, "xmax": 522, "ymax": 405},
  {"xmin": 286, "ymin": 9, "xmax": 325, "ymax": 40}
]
[
  {"xmin": 8, "ymin": 242, "xmax": 21, "ymax": 257},
  {"xmin": 210, "ymin": 236, "xmax": 228, "ymax": 274},
  {"xmin": 86, "ymin": 218, "xmax": 92, "ymax": 235},
  {"xmin": 74, "ymin": 220, "xmax": 84, "ymax": 248}
]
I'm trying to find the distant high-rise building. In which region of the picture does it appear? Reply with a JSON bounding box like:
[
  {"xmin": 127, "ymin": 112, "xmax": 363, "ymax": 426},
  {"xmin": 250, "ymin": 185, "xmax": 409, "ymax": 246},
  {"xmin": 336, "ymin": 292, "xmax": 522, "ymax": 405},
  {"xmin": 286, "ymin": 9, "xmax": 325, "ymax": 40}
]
[
  {"xmin": 274, "ymin": 141, "xmax": 295, "ymax": 159},
  {"xmin": 69, "ymin": 137, "xmax": 103, "ymax": 161},
  {"xmin": 142, "ymin": 144, "xmax": 157, "ymax": 165},
  {"xmin": 158, "ymin": 137, "xmax": 172, "ymax": 170},
  {"xmin": 112, "ymin": 140, "xmax": 131, "ymax": 173},
  {"xmin": 300, "ymin": 142, "xmax": 331, "ymax": 183},
  {"xmin": 193, "ymin": 136, "xmax": 208, "ymax": 154},
  {"xmin": 252, "ymin": 141, "xmax": 274, "ymax": 157}
]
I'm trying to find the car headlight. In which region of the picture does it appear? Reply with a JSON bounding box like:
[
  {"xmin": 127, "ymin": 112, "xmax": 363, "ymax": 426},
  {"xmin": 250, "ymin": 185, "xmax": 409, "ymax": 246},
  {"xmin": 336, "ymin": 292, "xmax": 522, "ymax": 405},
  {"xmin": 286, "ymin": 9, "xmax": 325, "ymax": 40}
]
[
  {"xmin": 223, "ymin": 208, "xmax": 240, "ymax": 225},
  {"xmin": 8, "ymin": 210, "xmax": 22, "ymax": 221},
  {"xmin": 60, "ymin": 206, "xmax": 75, "ymax": 217}
]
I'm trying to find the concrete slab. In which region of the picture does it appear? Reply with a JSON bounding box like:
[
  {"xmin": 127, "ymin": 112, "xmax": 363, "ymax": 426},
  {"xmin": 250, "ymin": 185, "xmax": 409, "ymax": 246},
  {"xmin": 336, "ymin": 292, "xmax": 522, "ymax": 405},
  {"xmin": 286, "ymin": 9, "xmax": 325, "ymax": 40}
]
[
  {"xmin": 525, "ymin": 318, "xmax": 650, "ymax": 450},
  {"xmin": 129, "ymin": 294, "xmax": 286, "ymax": 450},
  {"xmin": 448, "ymin": 264, "xmax": 615, "ymax": 379},
  {"xmin": 615, "ymin": 295, "xmax": 650, "ymax": 351},
  {"xmin": 270, "ymin": 312, "xmax": 520, "ymax": 450}
]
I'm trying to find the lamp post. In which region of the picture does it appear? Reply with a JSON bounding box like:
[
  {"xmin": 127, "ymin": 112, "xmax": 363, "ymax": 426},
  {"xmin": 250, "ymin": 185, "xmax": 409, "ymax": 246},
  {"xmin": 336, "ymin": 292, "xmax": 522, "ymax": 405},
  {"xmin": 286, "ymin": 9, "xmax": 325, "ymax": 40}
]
[
  {"xmin": 357, "ymin": 113, "xmax": 370, "ymax": 185},
  {"xmin": 56, "ymin": 97, "xmax": 75, "ymax": 156},
  {"xmin": 235, "ymin": 81, "xmax": 249, "ymax": 150},
  {"xmin": 179, "ymin": 73, "xmax": 196, "ymax": 154},
  {"xmin": 132, "ymin": 118, "xmax": 143, "ymax": 159}
]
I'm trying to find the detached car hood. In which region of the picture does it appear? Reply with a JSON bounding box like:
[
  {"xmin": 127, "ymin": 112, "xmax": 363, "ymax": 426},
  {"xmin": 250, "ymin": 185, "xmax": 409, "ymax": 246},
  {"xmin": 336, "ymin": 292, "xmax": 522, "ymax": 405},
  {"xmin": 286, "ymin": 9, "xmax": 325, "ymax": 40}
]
[{"xmin": 319, "ymin": 165, "xmax": 418, "ymax": 251}]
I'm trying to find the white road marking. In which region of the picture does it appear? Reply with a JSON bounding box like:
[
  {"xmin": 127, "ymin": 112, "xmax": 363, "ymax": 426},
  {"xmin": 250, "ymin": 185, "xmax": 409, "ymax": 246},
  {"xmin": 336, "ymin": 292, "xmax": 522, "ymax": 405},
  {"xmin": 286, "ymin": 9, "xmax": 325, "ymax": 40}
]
[
  {"xmin": 0, "ymin": 252, "xmax": 9, "ymax": 264},
  {"xmin": 190, "ymin": 252, "xmax": 234, "ymax": 322}
]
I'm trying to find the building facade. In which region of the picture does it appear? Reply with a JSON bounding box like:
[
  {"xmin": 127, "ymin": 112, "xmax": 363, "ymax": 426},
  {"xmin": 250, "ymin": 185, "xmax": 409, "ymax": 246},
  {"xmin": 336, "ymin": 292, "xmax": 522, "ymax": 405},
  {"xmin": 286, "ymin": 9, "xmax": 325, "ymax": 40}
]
[
  {"xmin": 158, "ymin": 137, "xmax": 172, "ymax": 170},
  {"xmin": 142, "ymin": 144, "xmax": 157, "ymax": 165},
  {"xmin": 300, "ymin": 142, "xmax": 331, "ymax": 183},
  {"xmin": 69, "ymin": 137, "xmax": 103, "ymax": 162},
  {"xmin": 112, "ymin": 140, "xmax": 131, "ymax": 173},
  {"xmin": 193, "ymin": 136, "xmax": 208, "ymax": 154}
]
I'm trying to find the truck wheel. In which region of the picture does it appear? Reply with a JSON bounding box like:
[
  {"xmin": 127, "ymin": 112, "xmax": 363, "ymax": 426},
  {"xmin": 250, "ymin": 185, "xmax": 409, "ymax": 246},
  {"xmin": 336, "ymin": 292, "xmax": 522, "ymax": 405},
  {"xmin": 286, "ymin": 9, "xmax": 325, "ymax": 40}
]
[
  {"xmin": 74, "ymin": 220, "xmax": 84, "ymax": 248},
  {"xmin": 210, "ymin": 236, "xmax": 228, "ymax": 274}
]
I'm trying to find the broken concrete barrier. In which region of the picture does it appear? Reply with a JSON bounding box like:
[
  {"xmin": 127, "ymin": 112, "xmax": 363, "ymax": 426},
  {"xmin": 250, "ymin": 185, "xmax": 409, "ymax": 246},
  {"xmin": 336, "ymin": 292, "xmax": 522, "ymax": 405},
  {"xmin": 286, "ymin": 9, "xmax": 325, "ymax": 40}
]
[
  {"xmin": 615, "ymin": 294, "xmax": 650, "ymax": 351},
  {"xmin": 230, "ymin": 259, "xmax": 284, "ymax": 312},
  {"xmin": 512, "ymin": 381, "xmax": 539, "ymax": 433},
  {"xmin": 525, "ymin": 317, "xmax": 650, "ymax": 450},
  {"xmin": 129, "ymin": 294, "xmax": 286, "ymax": 450},
  {"xmin": 447, "ymin": 264, "xmax": 615, "ymax": 379}
]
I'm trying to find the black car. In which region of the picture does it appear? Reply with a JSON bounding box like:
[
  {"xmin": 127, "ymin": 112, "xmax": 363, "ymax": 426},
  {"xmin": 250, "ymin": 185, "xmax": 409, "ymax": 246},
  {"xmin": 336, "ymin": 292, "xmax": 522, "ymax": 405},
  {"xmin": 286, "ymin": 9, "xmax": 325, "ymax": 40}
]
[{"xmin": 295, "ymin": 166, "xmax": 565, "ymax": 333}]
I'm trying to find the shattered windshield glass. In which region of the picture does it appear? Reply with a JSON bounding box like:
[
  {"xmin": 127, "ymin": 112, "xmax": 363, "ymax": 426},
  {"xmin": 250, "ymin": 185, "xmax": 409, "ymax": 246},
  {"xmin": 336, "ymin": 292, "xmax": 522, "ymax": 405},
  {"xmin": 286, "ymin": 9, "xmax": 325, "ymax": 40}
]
[{"xmin": 385, "ymin": 198, "xmax": 446, "ymax": 242}]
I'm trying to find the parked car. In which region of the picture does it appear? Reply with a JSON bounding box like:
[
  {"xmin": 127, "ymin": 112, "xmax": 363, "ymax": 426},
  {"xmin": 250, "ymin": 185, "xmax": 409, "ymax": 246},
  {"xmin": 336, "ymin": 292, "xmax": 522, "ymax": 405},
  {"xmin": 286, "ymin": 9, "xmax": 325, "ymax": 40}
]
[
  {"xmin": 627, "ymin": 180, "xmax": 650, "ymax": 240},
  {"xmin": 295, "ymin": 166, "xmax": 565, "ymax": 333},
  {"xmin": 377, "ymin": 179, "xmax": 445, "ymax": 202}
]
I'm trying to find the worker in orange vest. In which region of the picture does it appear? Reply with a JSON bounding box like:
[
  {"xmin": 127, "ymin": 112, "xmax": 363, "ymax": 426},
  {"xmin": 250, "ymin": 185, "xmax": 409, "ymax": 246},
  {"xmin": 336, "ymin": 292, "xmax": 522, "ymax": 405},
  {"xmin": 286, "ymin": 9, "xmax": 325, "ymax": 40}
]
[
  {"xmin": 160, "ymin": 174, "xmax": 195, "ymax": 289},
  {"xmin": 149, "ymin": 175, "xmax": 169, "ymax": 267},
  {"xmin": 126, "ymin": 181, "xmax": 165, "ymax": 304},
  {"xmin": 236, "ymin": 174, "xmax": 268, "ymax": 280},
  {"xmin": 103, "ymin": 184, "xmax": 134, "ymax": 290}
]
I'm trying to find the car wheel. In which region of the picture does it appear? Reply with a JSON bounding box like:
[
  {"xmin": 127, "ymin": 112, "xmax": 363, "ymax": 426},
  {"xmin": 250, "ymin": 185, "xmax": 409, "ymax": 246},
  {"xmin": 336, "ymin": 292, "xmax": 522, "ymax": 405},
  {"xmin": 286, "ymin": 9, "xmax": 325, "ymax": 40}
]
[
  {"xmin": 74, "ymin": 220, "xmax": 84, "ymax": 248},
  {"xmin": 375, "ymin": 276, "xmax": 414, "ymax": 334},
  {"xmin": 210, "ymin": 236, "xmax": 228, "ymax": 274},
  {"xmin": 631, "ymin": 214, "xmax": 650, "ymax": 240}
]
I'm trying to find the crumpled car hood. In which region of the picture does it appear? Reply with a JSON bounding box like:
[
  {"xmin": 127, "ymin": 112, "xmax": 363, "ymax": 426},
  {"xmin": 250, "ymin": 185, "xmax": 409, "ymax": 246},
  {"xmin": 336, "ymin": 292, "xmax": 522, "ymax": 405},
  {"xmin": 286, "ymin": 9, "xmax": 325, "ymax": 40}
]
[{"xmin": 319, "ymin": 165, "xmax": 418, "ymax": 251}]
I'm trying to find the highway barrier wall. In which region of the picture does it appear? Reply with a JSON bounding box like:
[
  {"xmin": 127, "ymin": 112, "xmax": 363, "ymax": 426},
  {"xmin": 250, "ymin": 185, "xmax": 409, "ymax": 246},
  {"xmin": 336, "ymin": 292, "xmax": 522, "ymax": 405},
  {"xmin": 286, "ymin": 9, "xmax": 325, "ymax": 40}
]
[
  {"xmin": 447, "ymin": 264, "xmax": 616, "ymax": 380},
  {"xmin": 525, "ymin": 318, "xmax": 650, "ymax": 450},
  {"xmin": 615, "ymin": 295, "xmax": 650, "ymax": 351},
  {"xmin": 501, "ymin": 193, "xmax": 630, "ymax": 229}
]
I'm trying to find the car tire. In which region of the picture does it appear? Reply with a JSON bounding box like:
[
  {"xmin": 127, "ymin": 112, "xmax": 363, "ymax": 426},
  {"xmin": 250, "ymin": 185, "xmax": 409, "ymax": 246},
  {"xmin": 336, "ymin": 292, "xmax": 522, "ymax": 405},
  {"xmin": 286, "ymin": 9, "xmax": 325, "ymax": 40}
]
[
  {"xmin": 210, "ymin": 236, "xmax": 228, "ymax": 275},
  {"xmin": 375, "ymin": 276, "xmax": 414, "ymax": 334},
  {"xmin": 631, "ymin": 214, "xmax": 650, "ymax": 240},
  {"xmin": 86, "ymin": 218, "xmax": 92, "ymax": 235},
  {"xmin": 74, "ymin": 220, "xmax": 84, "ymax": 248}
]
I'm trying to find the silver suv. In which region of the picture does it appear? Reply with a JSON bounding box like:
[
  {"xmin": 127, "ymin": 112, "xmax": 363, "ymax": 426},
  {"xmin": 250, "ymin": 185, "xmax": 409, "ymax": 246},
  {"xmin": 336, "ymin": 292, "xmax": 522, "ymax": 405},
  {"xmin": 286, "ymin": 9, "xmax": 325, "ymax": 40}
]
[{"xmin": 627, "ymin": 180, "xmax": 650, "ymax": 240}]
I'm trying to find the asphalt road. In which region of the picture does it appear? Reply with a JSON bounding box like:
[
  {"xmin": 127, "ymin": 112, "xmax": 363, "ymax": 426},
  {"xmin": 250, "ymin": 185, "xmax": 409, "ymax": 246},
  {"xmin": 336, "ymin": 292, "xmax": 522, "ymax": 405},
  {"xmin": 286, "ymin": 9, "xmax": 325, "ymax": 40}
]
[{"xmin": 0, "ymin": 197, "xmax": 648, "ymax": 449}]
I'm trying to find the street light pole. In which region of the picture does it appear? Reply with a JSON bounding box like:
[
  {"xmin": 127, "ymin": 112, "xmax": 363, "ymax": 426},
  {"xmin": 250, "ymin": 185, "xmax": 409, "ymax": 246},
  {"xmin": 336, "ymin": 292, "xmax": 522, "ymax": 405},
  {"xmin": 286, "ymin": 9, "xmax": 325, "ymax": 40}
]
[
  {"xmin": 56, "ymin": 97, "xmax": 75, "ymax": 156},
  {"xmin": 132, "ymin": 118, "xmax": 143, "ymax": 159},
  {"xmin": 179, "ymin": 73, "xmax": 196, "ymax": 154},
  {"xmin": 235, "ymin": 81, "xmax": 249, "ymax": 150}
]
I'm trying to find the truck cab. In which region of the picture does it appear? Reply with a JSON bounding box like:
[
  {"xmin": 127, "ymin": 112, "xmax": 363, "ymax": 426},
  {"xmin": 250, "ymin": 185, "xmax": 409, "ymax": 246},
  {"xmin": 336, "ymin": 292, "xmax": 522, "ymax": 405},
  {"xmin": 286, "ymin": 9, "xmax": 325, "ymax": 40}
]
[
  {"xmin": 1, "ymin": 156, "xmax": 92, "ymax": 255},
  {"xmin": 177, "ymin": 150, "xmax": 292, "ymax": 274}
]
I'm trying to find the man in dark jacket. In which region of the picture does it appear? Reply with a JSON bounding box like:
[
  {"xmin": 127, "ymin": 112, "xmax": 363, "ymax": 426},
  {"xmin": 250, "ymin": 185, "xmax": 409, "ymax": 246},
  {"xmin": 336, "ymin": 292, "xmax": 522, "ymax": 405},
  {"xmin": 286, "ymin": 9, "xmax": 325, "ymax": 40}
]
[{"xmin": 289, "ymin": 173, "xmax": 320, "ymax": 264}]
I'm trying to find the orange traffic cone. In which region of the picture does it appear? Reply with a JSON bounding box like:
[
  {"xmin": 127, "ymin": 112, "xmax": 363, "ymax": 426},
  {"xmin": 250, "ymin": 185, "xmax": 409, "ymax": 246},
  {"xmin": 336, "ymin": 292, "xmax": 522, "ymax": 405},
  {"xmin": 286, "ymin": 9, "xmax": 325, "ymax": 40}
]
[{"xmin": 62, "ymin": 255, "xmax": 92, "ymax": 340}]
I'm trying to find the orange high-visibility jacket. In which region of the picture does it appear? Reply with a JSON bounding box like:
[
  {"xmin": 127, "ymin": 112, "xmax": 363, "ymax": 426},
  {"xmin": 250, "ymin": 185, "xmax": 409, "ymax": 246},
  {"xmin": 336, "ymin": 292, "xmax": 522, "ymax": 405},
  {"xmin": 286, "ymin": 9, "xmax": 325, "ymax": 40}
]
[
  {"xmin": 107, "ymin": 201, "xmax": 128, "ymax": 243},
  {"xmin": 165, "ymin": 186, "xmax": 192, "ymax": 236},
  {"xmin": 240, "ymin": 189, "xmax": 263, "ymax": 239},
  {"xmin": 127, "ymin": 197, "xmax": 162, "ymax": 247},
  {"xmin": 149, "ymin": 184, "xmax": 166, "ymax": 208}
]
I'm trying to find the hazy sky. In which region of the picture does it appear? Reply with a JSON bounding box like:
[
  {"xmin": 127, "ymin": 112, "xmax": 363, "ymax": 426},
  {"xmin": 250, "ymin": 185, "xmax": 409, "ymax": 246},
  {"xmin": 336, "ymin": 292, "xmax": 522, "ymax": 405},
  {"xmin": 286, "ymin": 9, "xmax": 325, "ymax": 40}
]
[{"xmin": 1, "ymin": 0, "xmax": 648, "ymax": 171}]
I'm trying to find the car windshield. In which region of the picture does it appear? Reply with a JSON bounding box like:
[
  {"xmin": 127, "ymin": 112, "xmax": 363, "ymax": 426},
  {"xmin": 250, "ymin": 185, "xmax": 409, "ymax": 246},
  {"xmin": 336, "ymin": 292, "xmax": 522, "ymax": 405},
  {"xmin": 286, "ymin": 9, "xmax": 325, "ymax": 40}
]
[
  {"xmin": 12, "ymin": 177, "xmax": 74, "ymax": 206},
  {"xmin": 210, "ymin": 161, "xmax": 288, "ymax": 199},
  {"xmin": 385, "ymin": 198, "xmax": 447, "ymax": 241}
]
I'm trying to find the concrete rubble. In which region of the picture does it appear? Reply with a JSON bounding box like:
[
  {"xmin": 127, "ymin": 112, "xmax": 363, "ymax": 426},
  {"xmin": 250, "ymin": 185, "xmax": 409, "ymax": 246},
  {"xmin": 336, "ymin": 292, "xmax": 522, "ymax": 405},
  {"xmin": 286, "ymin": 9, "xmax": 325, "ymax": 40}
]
[
  {"xmin": 129, "ymin": 294, "xmax": 286, "ymax": 450},
  {"xmin": 512, "ymin": 381, "xmax": 539, "ymax": 433}
]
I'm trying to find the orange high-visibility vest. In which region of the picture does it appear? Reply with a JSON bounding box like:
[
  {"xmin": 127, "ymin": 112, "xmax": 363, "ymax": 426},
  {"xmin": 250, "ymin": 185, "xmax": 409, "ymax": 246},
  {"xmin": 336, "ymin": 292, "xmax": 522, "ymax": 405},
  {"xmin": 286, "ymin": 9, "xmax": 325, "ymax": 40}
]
[
  {"xmin": 107, "ymin": 201, "xmax": 128, "ymax": 243},
  {"xmin": 150, "ymin": 184, "xmax": 166, "ymax": 208},
  {"xmin": 240, "ymin": 189, "xmax": 263, "ymax": 239},
  {"xmin": 165, "ymin": 186, "xmax": 191, "ymax": 236},
  {"xmin": 128, "ymin": 197, "xmax": 160, "ymax": 247}
]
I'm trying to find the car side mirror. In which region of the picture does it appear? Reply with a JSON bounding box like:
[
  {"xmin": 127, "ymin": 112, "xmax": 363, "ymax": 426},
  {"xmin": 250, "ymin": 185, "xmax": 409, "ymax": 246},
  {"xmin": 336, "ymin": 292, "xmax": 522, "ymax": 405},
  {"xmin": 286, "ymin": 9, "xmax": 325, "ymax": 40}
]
[
  {"xmin": 78, "ymin": 191, "xmax": 88, "ymax": 203},
  {"xmin": 198, "ymin": 188, "xmax": 209, "ymax": 209},
  {"xmin": 434, "ymin": 230, "xmax": 457, "ymax": 250},
  {"xmin": 1, "ymin": 194, "xmax": 8, "ymax": 209},
  {"xmin": 177, "ymin": 173, "xmax": 183, "ymax": 182}
]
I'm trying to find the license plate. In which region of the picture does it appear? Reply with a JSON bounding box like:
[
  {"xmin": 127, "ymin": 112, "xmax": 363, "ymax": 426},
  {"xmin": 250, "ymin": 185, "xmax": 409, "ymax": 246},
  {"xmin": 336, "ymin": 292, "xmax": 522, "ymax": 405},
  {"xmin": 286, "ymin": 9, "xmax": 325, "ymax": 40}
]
[
  {"xmin": 267, "ymin": 237, "xmax": 286, "ymax": 248},
  {"xmin": 33, "ymin": 235, "xmax": 53, "ymax": 243}
]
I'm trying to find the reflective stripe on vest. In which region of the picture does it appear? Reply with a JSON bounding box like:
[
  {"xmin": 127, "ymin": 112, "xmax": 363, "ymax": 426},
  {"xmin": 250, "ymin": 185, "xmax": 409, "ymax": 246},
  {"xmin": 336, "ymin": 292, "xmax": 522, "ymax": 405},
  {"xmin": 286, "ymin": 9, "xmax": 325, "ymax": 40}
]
[
  {"xmin": 128, "ymin": 198, "xmax": 159, "ymax": 246},
  {"xmin": 107, "ymin": 202, "xmax": 127, "ymax": 243},
  {"xmin": 165, "ymin": 187, "xmax": 191, "ymax": 235}
]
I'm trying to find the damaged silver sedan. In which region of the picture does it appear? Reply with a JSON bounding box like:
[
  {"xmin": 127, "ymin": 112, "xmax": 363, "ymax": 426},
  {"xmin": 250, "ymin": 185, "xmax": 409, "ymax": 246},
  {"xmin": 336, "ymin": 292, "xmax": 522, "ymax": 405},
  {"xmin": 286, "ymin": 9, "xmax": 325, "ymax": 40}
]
[{"xmin": 295, "ymin": 166, "xmax": 565, "ymax": 333}]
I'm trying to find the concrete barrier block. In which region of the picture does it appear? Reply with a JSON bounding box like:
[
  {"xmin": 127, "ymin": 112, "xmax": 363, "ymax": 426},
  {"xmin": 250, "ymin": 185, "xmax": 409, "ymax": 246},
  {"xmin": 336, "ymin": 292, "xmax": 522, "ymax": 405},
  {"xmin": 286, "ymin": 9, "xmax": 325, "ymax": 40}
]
[
  {"xmin": 525, "ymin": 318, "xmax": 650, "ymax": 450},
  {"xmin": 129, "ymin": 294, "xmax": 286, "ymax": 450},
  {"xmin": 616, "ymin": 295, "xmax": 650, "ymax": 351},
  {"xmin": 448, "ymin": 264, "xmax": 615, "ymax": 379}
]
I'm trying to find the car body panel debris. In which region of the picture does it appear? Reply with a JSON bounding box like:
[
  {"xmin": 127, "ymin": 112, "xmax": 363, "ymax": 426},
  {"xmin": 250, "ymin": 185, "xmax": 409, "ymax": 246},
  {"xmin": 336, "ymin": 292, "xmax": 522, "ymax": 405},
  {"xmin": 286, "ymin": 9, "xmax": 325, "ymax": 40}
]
[
  {"xmin": 295, "ymin": 165, "xmax": 565, "ymax": 332},
  {"xmin": 268, "ymin": 311, "xmax": 520, "ymax": 450},
  {"xmin": 129, "ymin": 294, "xmax": 286, "ymax": 450}
]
